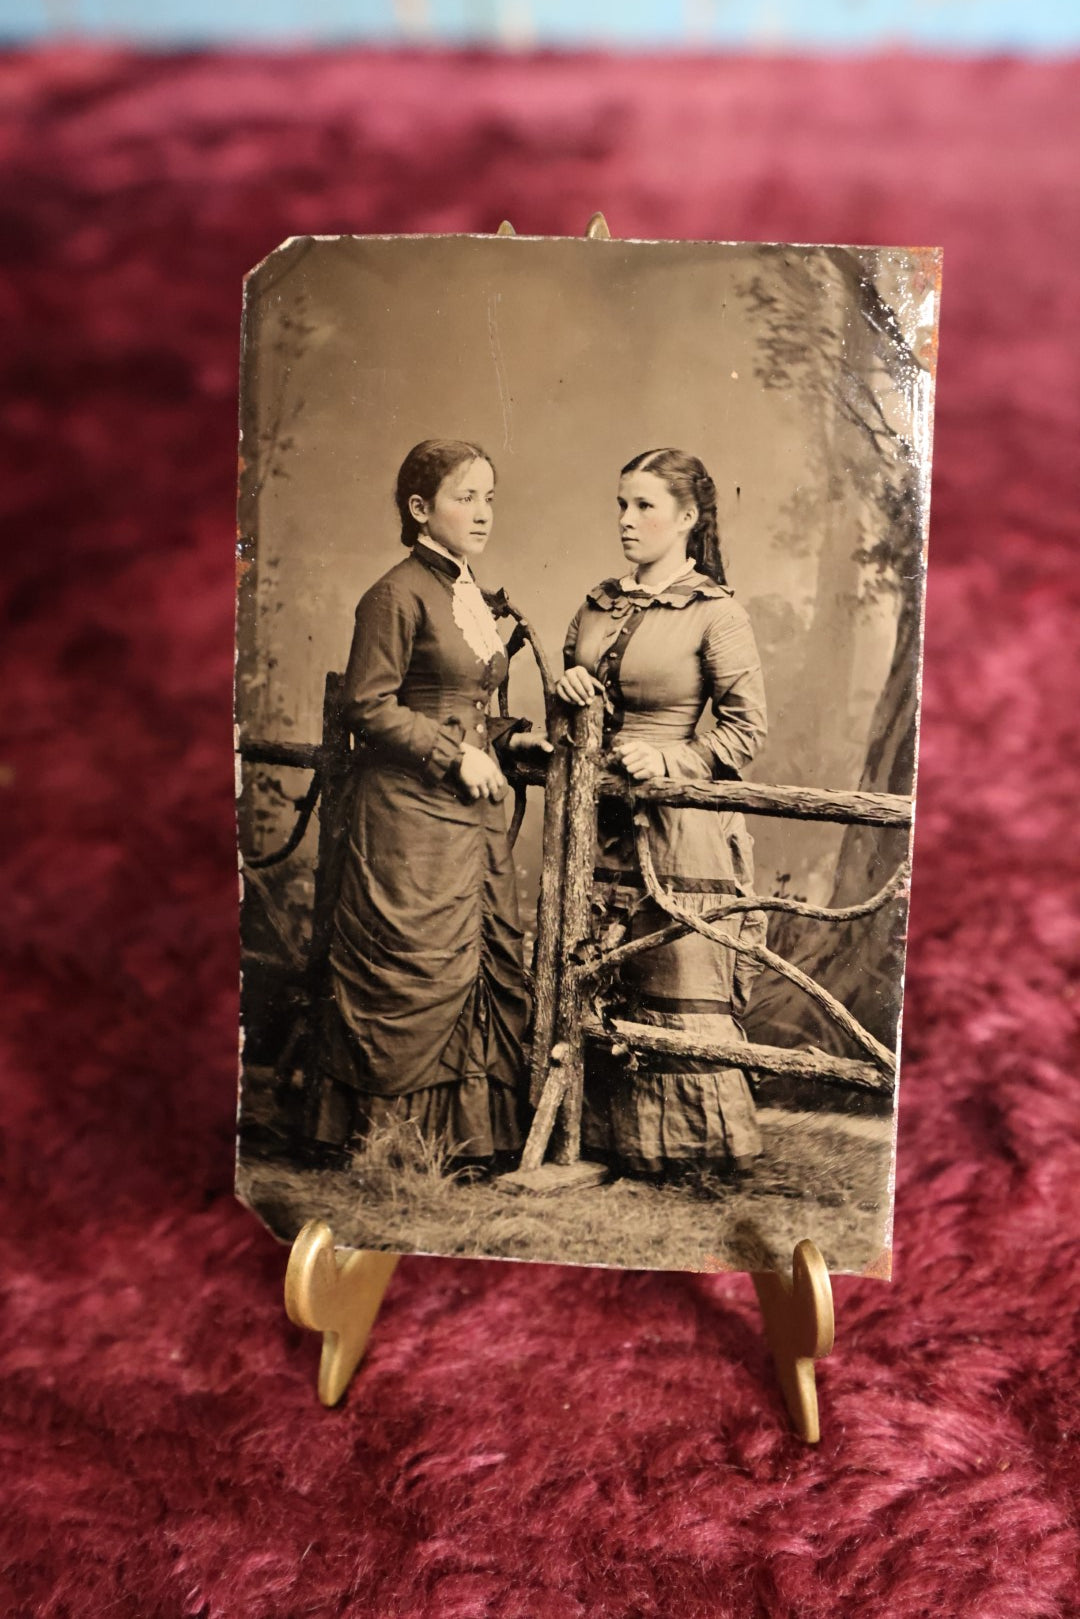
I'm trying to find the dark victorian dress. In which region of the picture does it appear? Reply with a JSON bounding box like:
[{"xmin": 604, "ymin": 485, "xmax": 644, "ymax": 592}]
[
  {"xmin": 564, "ymin": 564, "xmax": 769, "ymax": 1175},
  {"xmin": 319, "ymin": 541, "xmax": 529, "ymax": 1159}
]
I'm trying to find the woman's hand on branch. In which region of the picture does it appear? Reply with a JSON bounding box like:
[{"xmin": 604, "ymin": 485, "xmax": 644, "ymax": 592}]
[
  {"xmin": 555, "ymin": 666, "xmax": 604, "ymax": 707},
  {"xmin": 612, "ymin": 738, "xmax": 666, "ymax": 782},
  {"xmin": 457, "ymin": 744, "xmax": 508, "ymax": 802},
  {"xmin": 505, "ymin": 731, "xmax": 554, "ymax": 757}
]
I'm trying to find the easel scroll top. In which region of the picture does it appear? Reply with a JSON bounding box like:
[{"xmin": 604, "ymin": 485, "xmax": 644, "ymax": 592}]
[{"xmin": 497, "ymin": 212, "xmax": 612, "ymax": 240}]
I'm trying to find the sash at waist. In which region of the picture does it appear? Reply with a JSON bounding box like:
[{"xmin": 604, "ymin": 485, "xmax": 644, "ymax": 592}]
[
  {"xmin": 594, "ymin": 868, "xmax": 739, "ymax": 894},
  {"xmin": 603, "ymin": 708, "xmax": 700, "ymax": 747}
]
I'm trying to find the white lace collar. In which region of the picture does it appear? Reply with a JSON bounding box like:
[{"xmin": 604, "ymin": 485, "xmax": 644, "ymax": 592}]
[{"xmin": 419, "ymin": 536, "xmax": 503, "ymax": 664}]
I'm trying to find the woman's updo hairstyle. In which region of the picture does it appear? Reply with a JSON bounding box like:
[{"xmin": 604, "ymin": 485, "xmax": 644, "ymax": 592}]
[
  {"xmin": 620, "ymin": 447, "xmax": 726, "ymax": 585},
  {"xmin": 394, "ymin": 439, "xmax": 494, "ymax": 548}
]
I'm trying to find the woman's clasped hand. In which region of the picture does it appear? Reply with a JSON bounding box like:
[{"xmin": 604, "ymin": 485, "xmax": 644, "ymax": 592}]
[
  {"xmin": 456, "ymin": 731, "xmax": 553, "ymax": 801},
  {"xmin": 455, "ymin": 742, "xmax": 508, "ymax": 802},
  {"xmin": 610, "ymin": 737, "xmax": 667, "ymax": 781},
  {"xmin": 554, "ymin": 665, "xmax": 667, "ymax": 780}
]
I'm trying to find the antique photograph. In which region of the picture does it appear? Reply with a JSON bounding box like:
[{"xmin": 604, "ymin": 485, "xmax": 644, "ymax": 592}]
[{"xmin": 234, "ymin": 232, "xmax": 939, "ymax": 1276}]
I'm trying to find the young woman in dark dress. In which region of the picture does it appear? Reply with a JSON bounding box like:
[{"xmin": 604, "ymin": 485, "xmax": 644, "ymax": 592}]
[
  {"xmin": 556, "ymin": 448, "xmax": 769, "ymax": 1179},
  {"xmin": 316, "ymin": 439, "xmax": 549, "ymax": 1166}
]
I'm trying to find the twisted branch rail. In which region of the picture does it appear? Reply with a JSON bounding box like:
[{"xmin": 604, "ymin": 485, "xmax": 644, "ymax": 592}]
[
  {"xmin": 243, "ymin": 772, "xmax": 323, "ymax": 870},
  {"xmin": 486, "ymin": 588, "xmax": 558, "ymax": 705},
  {"xmin": 581, "ymin": 862, "xmax": 910, "ymax": 979},
  {"xmin": 241, "ymin": 739, "xmax": 320, "ymax": 771},
  {"xmin": 630, "ymin": 808, "xmax": 896, "ymax": 1077}
]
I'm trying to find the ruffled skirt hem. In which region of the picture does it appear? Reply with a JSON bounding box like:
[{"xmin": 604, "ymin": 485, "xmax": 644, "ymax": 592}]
[
  {"xmin": 583, "ymin": 1067, "xmax": 761, "ymax": 1176},
  {"xmin": 312, "ymin": 1068, "xmax": 526, "ymax": 1161},
  {"xmin": 353, "ymin": 1075, "xmax": 526, "ymax": 1160},
  {"xmin": 582, "ymin": 1009, "xmax": 762, "ymax": 1177}
]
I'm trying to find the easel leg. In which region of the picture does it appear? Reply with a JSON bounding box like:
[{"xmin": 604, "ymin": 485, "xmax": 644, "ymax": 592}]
[
  {"xmin": 751, "ymin": 1239, "xmax": 834, "ymax": 1443},
  {"xmin": 281, "ymin": 1222, "xmax": 833, "ymax": 1432},
  {"xmin": 284, "ymin": 1220, "xmax": 399, "ymax": 1407}
]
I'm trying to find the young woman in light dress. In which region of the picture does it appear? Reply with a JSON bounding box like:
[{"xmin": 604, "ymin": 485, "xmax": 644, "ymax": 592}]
[{"xmin": 556, "ymin": 448, "xmax": 768, "ymax": 1179}]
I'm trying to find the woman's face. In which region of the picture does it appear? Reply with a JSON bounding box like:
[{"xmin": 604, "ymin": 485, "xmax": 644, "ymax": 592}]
[
  {"xmin": 411, "ymin": 457, "xmax": 495, "ymax": 562},
  {"xmin": 616, "ymin": 470, "xmax": 696, "ymax": 573}
]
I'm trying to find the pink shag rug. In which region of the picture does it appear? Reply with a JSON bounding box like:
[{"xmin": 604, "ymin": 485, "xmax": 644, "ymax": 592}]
[{"xmin": 1, "ymin": 47, "xmax": 1079, "ymax": 1619}]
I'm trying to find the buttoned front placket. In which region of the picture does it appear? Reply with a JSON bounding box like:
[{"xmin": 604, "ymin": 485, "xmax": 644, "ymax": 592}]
[{"xmin": 596, "ymin": 599, "xmax": 652, "ymax": 740}]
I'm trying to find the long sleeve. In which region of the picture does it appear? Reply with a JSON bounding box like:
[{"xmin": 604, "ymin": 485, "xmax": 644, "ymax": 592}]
[
  {"xmin": 658, "ymin": 601, "xmax": 767, "ymax": 781},
  {"xmin": 343, "ymin": 578, "xmax": 465, "ymax": 784},
  {"xmin": 488, "ymin": 714, "xmax": 532, "ymax": 763}
]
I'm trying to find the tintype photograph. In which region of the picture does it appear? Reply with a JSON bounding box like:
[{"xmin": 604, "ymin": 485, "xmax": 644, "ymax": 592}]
[{"xmin": 234, "ymin": 231, "xmax": 939, "ymax": 1276}]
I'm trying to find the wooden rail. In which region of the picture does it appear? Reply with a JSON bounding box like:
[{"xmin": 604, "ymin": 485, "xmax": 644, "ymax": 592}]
[
  {"xmin": 513, "ymin": 761, "xmax": 911, "ymax": 828},
  {"xmin": 581, "ymin": 1018, "xmax": 894, "ymax": 1095},
  {"xmin": 241, "ymin": 739, "xmax": 911, "ymax": 833},
  {"xmin": 240, "ymin": 738, "xmax": 321, "ymax": 771}
]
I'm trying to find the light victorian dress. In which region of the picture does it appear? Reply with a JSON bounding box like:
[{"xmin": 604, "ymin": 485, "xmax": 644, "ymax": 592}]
[
  {"xmin": 320, "ymin": 537, "xmax": 530, "ymax": 1158},
  {"xmin": 563, "ymin": 560, "xmax": 769, "ymax": 1175}
]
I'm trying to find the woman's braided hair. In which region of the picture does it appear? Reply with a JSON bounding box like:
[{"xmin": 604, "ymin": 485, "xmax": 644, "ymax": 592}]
[
  {"xmin": 395, "ymin": 439, "xmax": 494, "ymax": 548},
  {"xmin": 620, "ymin": 447, "xmax": 726, "ymax": 585}
]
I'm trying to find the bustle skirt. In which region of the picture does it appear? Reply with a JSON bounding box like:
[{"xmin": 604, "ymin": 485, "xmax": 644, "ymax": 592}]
[{"xmin": 315, "ymin": 762, "xmax": 529, "ymax": 1159}]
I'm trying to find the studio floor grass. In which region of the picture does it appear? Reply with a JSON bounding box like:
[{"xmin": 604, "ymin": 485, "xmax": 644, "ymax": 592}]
[{"xmin": 239, "ymin": 1102, "xmax": 893, "ymax": 1274}]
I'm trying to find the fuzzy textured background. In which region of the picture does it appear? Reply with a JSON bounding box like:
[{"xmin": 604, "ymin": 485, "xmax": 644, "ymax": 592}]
[{"xmin": 2, "ymin": 48, "xmax": 1079, "ymax": 1619}]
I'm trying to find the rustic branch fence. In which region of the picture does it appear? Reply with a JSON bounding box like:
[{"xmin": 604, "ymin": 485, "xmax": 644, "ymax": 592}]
[
  {"xmin": 237, "ymin": 598, "xmax": 911, "ymax": 1165},
  {"xmin": 515, "ymin": 700, "xmax": 909, "ymax": 1174}
]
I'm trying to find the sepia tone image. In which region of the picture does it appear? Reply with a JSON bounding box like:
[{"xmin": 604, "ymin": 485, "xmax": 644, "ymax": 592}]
[{"xmin": 234, "ymin": 232, "xmax": 939, "ymax": 1276}]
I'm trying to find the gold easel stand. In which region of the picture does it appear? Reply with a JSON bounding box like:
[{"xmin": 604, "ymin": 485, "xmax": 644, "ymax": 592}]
[
  {"xmin": 285, "ymin": 1222, "xmax": 834, "ymax": 1441},
  {"xmin": 284, "ymin": 1221, "xmax": 400, "ymax": 1407},
  {"xmin": 751, "ymin": 1238, "xmax": 835, "ymax": 1441}
]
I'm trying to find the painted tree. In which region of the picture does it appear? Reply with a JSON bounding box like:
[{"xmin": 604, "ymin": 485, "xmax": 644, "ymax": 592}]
[{"xmin": 739, "ymin": 246, "xmax": 935, "ymax": 1052}]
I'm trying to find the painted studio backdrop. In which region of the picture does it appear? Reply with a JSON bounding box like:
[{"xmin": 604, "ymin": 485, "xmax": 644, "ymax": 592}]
[{"xmin": 235, "ymin": 233, "xmax": 938, "ymax": 1274}]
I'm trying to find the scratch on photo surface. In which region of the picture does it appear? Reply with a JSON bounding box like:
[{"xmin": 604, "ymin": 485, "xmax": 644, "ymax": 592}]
[{"xmin": 487, "ymin": 293, "xmax": 514, "ymax": 452}]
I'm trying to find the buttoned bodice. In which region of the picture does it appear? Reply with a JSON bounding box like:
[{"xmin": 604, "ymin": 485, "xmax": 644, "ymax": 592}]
[
  {"xmin": 343, "ymin": 544, "xmax": 507, "ymax": 783},
  {"xmin": 563, "ymin": 571, "xmax": 767, "ymax": 780}
]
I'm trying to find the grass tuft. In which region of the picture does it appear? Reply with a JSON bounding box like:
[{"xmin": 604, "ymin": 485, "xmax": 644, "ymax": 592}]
[{"xmin": 238, "ymin": 1079, "xmax": 893, "ymax": 1274}]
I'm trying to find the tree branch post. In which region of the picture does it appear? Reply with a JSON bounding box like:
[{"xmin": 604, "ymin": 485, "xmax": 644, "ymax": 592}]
[
  {"xmin": 526, "ymin": 707, "xmax": 572, "ymax": 1111},
  {"xmin": 521, "ymin": 697, "xmax": 603, "ymax": 1169}
]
